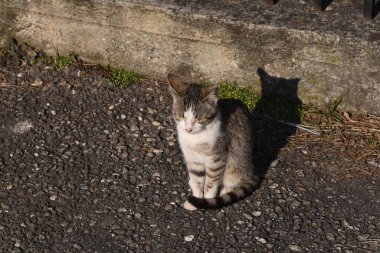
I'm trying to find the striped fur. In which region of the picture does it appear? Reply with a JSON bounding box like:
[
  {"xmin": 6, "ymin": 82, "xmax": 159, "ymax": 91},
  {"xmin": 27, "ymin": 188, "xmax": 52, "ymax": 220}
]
[
  {"xmin": 187, "ymin": 183, "xmax": 256, "ymax": 209},
  {"xmin": 168, "ymin": 73, "xmax": 259, "ymax": 210}
]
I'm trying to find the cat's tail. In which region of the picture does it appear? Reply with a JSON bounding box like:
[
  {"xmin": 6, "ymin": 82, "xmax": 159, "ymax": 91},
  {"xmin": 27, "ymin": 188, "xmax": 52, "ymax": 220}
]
[{"xmin": 187, "ymin": 183, "xmax": 257, "ymax": 209}]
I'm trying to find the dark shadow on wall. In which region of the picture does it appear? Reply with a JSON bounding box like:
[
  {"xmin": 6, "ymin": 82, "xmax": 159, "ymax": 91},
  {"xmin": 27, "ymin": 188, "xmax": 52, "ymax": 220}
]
[
  {"xmin": 374, "ymin": 0, "xmax": 380, "ymax": 18},
  {"xmin": 252, "ymin": 68, "xmax": 302, "ymax": 181}
]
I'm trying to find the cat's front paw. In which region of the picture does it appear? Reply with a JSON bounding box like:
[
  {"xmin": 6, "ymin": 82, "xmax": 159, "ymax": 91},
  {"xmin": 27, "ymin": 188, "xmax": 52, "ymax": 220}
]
[{"xmin": 183, "ymin": 200, "xmax": 197, "ymax": 211}]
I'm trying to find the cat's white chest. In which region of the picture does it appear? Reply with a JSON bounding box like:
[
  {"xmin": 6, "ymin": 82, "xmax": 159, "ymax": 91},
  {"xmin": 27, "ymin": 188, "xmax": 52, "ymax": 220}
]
[
  {"xmin": 178, "ymin": 126, "xmax": 218, "ymax": 148},
  {"xmin": 177, "ymin": 120, "xmax": 220, "ymax": 163}
]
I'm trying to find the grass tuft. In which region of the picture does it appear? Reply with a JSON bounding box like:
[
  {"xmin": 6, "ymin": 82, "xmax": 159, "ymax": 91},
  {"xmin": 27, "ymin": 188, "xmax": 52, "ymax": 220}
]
[
  {"xmin": 217, "ymin": 83, "xmax": 260, "ymax": 110},
  {"xmin": 307, "ymin": 94, "xmax": 345, "ymax": 130},
  {"xmin": 217, "ymin": 82, "xmax": 304, "ymax": 122},
  {"xmin": 33, "ymin": 54, "xmax": 74, "ymax": 70},
  {"xmin": 365, "ymin": 133, "xmax": 380, "ymax": 149},
  {"xmin": 33, "ymin": 54, "xmax": 54, "ymax": 65},
  {"xmin": 55, "ymin": 56, "xmax": 74, "ymax": 70},
  {"xmin": 109, "ymin": 68, "xmax": 142, "ymax": 88}
]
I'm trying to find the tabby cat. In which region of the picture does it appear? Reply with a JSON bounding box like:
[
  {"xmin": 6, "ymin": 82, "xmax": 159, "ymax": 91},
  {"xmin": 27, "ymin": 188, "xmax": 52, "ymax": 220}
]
[{"xmin": 168, "ymin": 73, "xmax": 259, "ymax": 210}]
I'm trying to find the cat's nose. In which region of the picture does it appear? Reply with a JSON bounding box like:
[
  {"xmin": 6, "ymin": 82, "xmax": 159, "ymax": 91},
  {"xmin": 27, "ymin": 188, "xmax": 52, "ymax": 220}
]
[{"xmin": 186, "ymin": 128, "xmax": 193, "ymax": 133}]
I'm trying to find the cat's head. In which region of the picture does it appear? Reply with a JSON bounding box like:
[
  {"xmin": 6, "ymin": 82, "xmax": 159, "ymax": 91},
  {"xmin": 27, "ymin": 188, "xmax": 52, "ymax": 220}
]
[{"xmin": 167, "ymin": 73, "xmax": 218, "ymax": 134}]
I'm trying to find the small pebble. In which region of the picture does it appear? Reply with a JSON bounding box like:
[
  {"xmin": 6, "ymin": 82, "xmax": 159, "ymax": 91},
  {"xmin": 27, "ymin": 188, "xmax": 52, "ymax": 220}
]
[
  {"xmin": 164, "ymin": 204, "xmax": 173, "ymax": 211},
  {"xmin": 130, "ymin": 124, "xmax": 139, "ymax": 132},
  {"xmin": 291, "ymin": 200, "xmax": 301, "ymax": 209},
  {"xmin": 270, "ymin": 159, "xmax": 278, "ymax": 167},
  {"xmin": 11, "ymin": 237, "xmax": 21, "ymax": 243},
  {"xmin": 138, "ymin": 197, "xmax": 146, "ymax": 203},
  {"xmin": 253, "ymin": 211, "xmax": 262, "ymax": 217},
  {"xmin": 256, "ymin": 237, "xmax": 267, "ymax": 244},
  {"xmin": 269, "ymin": 183, "xmax": 278, "ymax": 189},
  {"xmin": 18, "ymin": 190, "xmax": 27, "ymax": 198},
  {"xmin": 288, "ymin": 244, "xmax": 302, "ymax": 252},
  {"xmin": 216, "ymin": 212, "xmax": 225, "ymax": 219},
  {"xmin": 184, "ymin": 235, "xmax": 194, "ymax": 242},
  {"xmin": 242, "ymin": 213, "xmax": 253, "ymax": 220},
  {"xmin": 326, "ymin": 233, "xmax": 335, "ymax": 241},
  {"xmin": 13, "ymin": 121, "xmax": 33, "ymax": 134}
]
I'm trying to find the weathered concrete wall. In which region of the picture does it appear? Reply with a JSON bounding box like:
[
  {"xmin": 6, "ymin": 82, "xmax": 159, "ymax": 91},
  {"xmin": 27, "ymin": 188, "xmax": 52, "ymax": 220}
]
[
  {"xmin": 1, "ymin": 0, "xmax": 379, "ymax": 114},
  {"xmin": 0, "ymin": 1, "xmax": 16, "ymax": 50}
]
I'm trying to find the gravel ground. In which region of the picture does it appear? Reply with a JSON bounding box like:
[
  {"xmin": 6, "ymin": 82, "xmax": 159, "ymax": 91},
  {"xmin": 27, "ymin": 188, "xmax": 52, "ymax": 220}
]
[{"xmin": 0, "ymin": 50, "xmax": 379, "ymax": 253}]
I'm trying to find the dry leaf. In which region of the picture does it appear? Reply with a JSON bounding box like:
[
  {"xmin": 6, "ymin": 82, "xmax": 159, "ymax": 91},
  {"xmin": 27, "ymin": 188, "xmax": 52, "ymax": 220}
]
[
  {"xmin": 31, "ymin": 79, "xmax": 43, "ymax": 87},
  {"xmin": 343, "ymin": 112, "xmax": 358, "ymax": 122}
]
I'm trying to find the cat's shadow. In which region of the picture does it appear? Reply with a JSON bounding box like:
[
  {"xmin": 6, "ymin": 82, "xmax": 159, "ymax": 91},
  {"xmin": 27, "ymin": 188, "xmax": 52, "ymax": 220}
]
[{"xmin": 252, "ymin": 68, "xmax": 302, "ymax": 184}]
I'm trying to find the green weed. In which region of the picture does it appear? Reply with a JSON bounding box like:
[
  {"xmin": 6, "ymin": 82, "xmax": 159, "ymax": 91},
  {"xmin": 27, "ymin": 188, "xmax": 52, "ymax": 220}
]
[
  {"xmin": 55, "ymin": 56, "xmax": 74, "ymax": 70},
  {"xmin": 217, "ymin": 83, "xmax": 260, "ymax": 110},
  {"xmin": 309, "ymin": 94, "xmax": 345, "ymax": 129},
  {"xmin": 109, "ymin": 68, "xmax": 142, "ymax": 88},
  {"xmin": 325, "ymin": 94, "xmax": 344, "ymax": 123},
  {"xmin": 33, "ymin": 54, "xmax": 54, "ymax": 65},
  {"xmin": 217, "ymin": 82, "xmax": 304, "ymax": 122},
  {"xmin": 33, "ymin": 54, "xmax": 74, "ymax": 70},
  {"xmin": 365, "ymin": 133, "xmax": 380, "ymax": 149}
]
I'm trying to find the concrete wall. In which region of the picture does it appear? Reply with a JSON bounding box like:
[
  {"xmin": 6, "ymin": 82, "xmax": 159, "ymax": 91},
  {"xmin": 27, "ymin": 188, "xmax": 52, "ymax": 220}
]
[{"xmin": 1, "ymin": 0, "xmax": 380, "ymax": 114}]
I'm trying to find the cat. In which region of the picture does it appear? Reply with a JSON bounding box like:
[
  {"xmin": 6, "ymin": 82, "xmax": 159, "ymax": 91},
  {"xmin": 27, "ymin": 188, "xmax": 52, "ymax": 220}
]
[{"xmin": 167, "ymin": 73, "xmax": 259, "ymax": 210}]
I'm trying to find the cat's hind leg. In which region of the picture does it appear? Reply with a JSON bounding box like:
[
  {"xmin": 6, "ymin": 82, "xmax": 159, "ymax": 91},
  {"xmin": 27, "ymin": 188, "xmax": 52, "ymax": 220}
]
[{"xmin": 220, "ymin": 185, "xmax": 234, "ymax": 195}]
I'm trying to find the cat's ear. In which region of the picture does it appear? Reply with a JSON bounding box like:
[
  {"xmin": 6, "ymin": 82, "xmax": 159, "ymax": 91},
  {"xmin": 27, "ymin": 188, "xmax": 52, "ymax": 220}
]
[
  {"xmin": 167, "ymin": 73, "xmax": 186, "ymax": 97},
  {"xmin": 202, "ymin": 86, "xmax": 218, "ymax": 108}
]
